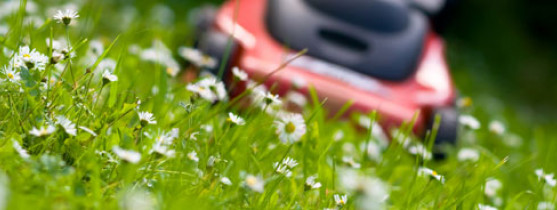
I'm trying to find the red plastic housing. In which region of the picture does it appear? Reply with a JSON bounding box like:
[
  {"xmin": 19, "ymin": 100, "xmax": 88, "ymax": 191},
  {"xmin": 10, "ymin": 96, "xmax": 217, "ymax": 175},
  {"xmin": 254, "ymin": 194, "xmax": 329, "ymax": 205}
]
[{"xmin": 213, "ymin": 0, "xmax": 456, "ymax": 135}]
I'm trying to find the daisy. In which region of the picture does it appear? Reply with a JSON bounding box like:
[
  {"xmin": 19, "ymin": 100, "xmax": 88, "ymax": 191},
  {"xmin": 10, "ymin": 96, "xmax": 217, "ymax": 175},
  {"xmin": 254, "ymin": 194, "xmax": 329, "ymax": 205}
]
[
  {"xmin": 418, "ymin": 167, "xmax": 445, "ymax": 183},
  {"xmin": 478, "ymin": 204, "xmax": 497, "ymax": 210},
  {"xmin": 274, "ymin": 113, "xmax": 306, "ymax": 144},
  {"xmin": 484, "ymin": 178, "xmax": 502, "ymax": 197},
  {"xmin": 16, "ymin": 46, "xmax": 48, "ymax": 71},
  {"xmin": 13, "ymin": 141, "xmax": 30, "ymax": 159},
  {"xmin": 244, "ymin": 174, "xmax": 264, "ymax": 193},
  {"xmin": 3, "ymin": 66, "xmax": 21, "ymax": 83},
  {"xmin": 457, "ymin": 148, "xmax": 480, "ymax": 162},
  {"xmin": 459, "ymin": 115, "xmax": 481, "ymax": 130},
  {"xmin": 140, "ymin": 40, "xmax": 181, "ymax": 77},
  {"xmin": 489, "ymin": 120, "xmax": 506, "ymax": 135},
  {"xmin": 187, "ymin": 151, "xmax": 199, "ymax": 162},
  {"xmin": 342, "ymin": 156, "xmax": 361, "ymax": 169},
  {"xmin": 138, "ymin": 111, "xmax": 157, "ymax": 126},
  {"xmin": 220, "ymin": 177, "xmax": 232, "ymax": 186},
  {"xmin": 274, "ymin": 164, "xmax": 292, "ymax": 177},
  {"xmin": 102, "ymin": 70, "xmax": 118, "ymax": 84},
  {"xmin": 112, "ymin": 146, "xmax": 141, "ymax": 164},
  {"xmin": 281, "ymin": 157, "xmax": 298, "ymax": 168},
  {"xmin": 232, "ymin": 67, "xmax": 248, "ymax": 81},
  {"xmin": 263, "ymin": 92, "xmax": 282, "ymax": 107},
  {"xmin": 536, "ymin": 168, "xmax": 557, "ymax": 187},
  {"xmin": 55, "ymin": 115, "xmax": 77, "ymax": 136},
  {"xmin": 537, "ymin": 202, "xmax": 555, "ymax": 210},
  {"xmin": 186, "ymin": 77, "xmax": 227, "ymax": 103},
  {"xmin": 406, "ymin": 143, "xmax": 432, "ymax": 160},
  {"xmin": 334, "ymin": 194, "xmax": 348, "ymax": 206},
  {"xmin": 151, "ymin": 143, "xmax": 175, "ymax": 158},
  {"xmin": 29, "ymin": 125, "xmax": 56, "ymax": 137},
  {"xmin": 305, "ymin": 176, "xmax": 322, "ymax": 190},
  {"xmin": 178, "ymin": 47, "xmax": 218, "ymax": 69},
  {"xmin": 53, "ymin": 9, "xmax": 79, "ymax": 25},
  {"xmin": 227, "ymin": 112, "xmax": 245, "ymax": 125}
]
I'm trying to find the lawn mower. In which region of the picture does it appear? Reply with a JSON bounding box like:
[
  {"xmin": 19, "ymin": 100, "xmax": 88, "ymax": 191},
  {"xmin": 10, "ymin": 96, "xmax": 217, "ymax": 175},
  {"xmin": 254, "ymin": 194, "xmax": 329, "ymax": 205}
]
[{"xmin": 191, "ymin": 0, "xmax": 459, "ymax": 155}]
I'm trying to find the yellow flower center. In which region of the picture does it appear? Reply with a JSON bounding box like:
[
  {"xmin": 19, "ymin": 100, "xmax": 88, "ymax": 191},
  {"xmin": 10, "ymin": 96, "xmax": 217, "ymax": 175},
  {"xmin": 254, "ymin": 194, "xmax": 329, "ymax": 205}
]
[
  {"xmin": 246, "ymin": 177, "xmax": 257, "ymax": 186},
  {"xmin": 7, "ymin": 73, "xmax": 14, "ymax": 79},
  {"xmin": 432, "ymin": 171, "xmax": 438, "ymax": 176},
  {"xmin": 23, "ymin": 54, "xmax": 31, "ymax": 58},
  {"xmin": 285, "ymin": 122, "xmax": 296, "ymax": 134}
]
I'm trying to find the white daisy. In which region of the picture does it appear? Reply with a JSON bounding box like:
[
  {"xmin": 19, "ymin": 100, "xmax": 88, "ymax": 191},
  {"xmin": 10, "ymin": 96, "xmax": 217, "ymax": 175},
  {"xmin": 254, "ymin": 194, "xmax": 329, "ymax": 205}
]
[
  {"xmin": 285, "ymin": 91, "xmax": 307, "ymax": 107},
  {"xmin": 102, "ymin": 70, "xmax": 118, "ymax": 84},
  {"xmin": 274, "ymin": 164, "xmax": 292, "ymax": 177},
  {"xmin": 274, "ymin": 113, "xmax": 306, "ymax": 144},
  {"xmin": 112, "ymin": 146, "xmax": 141, "ymax": 164},
  {"xmin": 484, "ymin": 178, "xmax": 502, "ymax": 197},
  {"xmin": 220, "ymin": 177, "xmax": 232, "ymax": 186},
  {"xmin": 138, "ymin": 111, "xmax": 157, "ymax": 126},
  {"xmin": 536, "ymin": 168, "xmax": 557, "ymax": 187},
  {"xmin": 232, "ymin": 67, "xmax": 248, "ymax": 81},
  {"xmin": 55, "ymin": 115, "xmax": 77, "ymax": 136},
  {"xmin": 407, "ymin": 143, "xmax": 432, "ymax": 160},
  {"xmin": 489, "ymin": 120, "xmax": 506, "ymax": 135},
  {"xmin": 478, "ymin": 204, "xmax": 497, "ymax": 210},
  {"xmin": 53, "ymin": 9, "xmax": 79, "ymax": 25},
  {"xmin": 342, "ymin": 156, "xmax": 361, "ymax": 169},
  {"xmin": 29, "ymin": 125, "xmax": 56, "ymax": 137},
  {"xmin": 537, "ymin": 202, "xmax": 555, "ymax": 210},
  {"xmin": 151, "ymin": 143, "xmax": 175, "ymax": 158},
  {"xmin": 305, "ymin": 176, "xmax": 322, "ymax": 190},
  {"xmin": 263, "ymin": 92, "xmax": 282, "ymax": 107},
  {"xmin": 15, "ymin": 46, "xmax": 48, "ymax": 71},
  {"xmin": 140, "ymin": 40, "xmax": 181, "ymax": 77},
  {"xmin": 459, "ymin": 115, "xmax": 481, "ymax": 130},
  {"xmin": 13, "ymin": 141, "xmax": 30, "ymax": 159},
  {"xmin": 186, "ymin": 77, "xmax": 227, "ymax": 103},
  {"xmin": 178, "ymin": 47, "xmax": 218, "ymax": 69},
  {"xmin": 3, "ymin": 66, "xmax": 21, "ymax": 83},
  {"xmin": 244, "ymin": 174, "xmax": 264, "ymax": 193},
  {"xmin": 227, "ymin": 112, "xmax": 245, "ymax": 125},
  {"xmin": 334, "ymin": 194, "xmax": 348, "ymax": 206},
  {"xmin": 418, "ymin": 167, "xmax": 445, "ymax": 183},
  {"xmin": 457, "ymin": 148, "xmax": 480, "ymax": 162},
  {"xmin": 282, "ymin": 157, "xmax": 298, "ymax": 168},
  {"xmin": 187, "ymin": 151, "xmax": 199, "ymax": 162}
]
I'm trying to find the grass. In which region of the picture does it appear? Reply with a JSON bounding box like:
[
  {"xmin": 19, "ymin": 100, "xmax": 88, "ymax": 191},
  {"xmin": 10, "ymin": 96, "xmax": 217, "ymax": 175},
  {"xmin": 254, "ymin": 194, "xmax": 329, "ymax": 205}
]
[{"xmin": 1, "ymin": 0, "xmax": 557, "ymax": 209}]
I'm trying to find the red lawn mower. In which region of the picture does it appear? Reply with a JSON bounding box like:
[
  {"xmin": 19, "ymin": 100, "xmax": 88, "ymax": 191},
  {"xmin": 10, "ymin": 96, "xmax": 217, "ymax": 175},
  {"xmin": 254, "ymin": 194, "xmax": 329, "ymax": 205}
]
[{"xmin": 192, "ymin": 0, "xmax": 459, "ymax": 155}]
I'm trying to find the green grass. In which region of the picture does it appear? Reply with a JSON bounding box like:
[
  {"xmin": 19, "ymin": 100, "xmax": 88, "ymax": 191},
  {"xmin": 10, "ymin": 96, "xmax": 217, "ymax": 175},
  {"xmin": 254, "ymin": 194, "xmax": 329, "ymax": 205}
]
[{"xmin": 1, "ymin": 0, "xmax": 557, "ymax": 209}]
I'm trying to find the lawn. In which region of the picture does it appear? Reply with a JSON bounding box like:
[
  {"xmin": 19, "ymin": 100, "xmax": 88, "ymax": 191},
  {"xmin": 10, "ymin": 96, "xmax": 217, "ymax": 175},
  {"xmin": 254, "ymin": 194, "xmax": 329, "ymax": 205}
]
[{"xmin": 0, "ymin": 0, "xmax": 556, "ymax": 209}]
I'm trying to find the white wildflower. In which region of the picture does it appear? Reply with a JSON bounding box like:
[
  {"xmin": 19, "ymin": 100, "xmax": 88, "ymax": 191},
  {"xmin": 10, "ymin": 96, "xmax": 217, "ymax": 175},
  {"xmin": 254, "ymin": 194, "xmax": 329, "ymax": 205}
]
[
  {"xmin": 485, "ymin": 178, "xmax": 502, "ymax": 197},
  {"xmin": 13, "ymin": 141, "xmax": 30, "ymax": 159},
  {"xmin": 112, "ymin": 146, "xmax": 141, "ymax": 164},
  {"xmin": 55, "ymin": 115, "xmax": 77, "ymax": 136},
  {"xmin": 459, "ymin": 115, "xmax": 481, "ymax": 130},
  {"xmin": 29, "ymin": 125, "xmax": 56, "ymax": 137},
  {"xmin": 244, "ymin": 174, "xmax": 264, "ymax": 193},
  {"xmin": 342, "ymin": 156, "xmax": 361, "ymax": 169},
  {"xmin": 102, "ymin": 70, "xmax": 118, "ymax": 84},
  {"xmin": 274, "ymin": 113, "xmax": 306, "ymax": 144},
  {"xmin": 536, "ymin": 169, "xmax": 557, "ymax": 187},
  {"xmin": 334, "ymin": 194, "xmax": 348, "ymax": 206},
  {"xmin": 489, "ymin": 120, "xmax": 505, "ymax": 135},
  {"xmin": 2, "ymin": 66, "xmax": 21, "ymax": 83},
  {"xmin": 305, "ymin": 176, "xmax": 322, "ymax": 190},
  {"xmin": 418, "ymin": 167, "xmax": 445, "ymax": 183},
  {"xmin": 457, "ymin": 148, "xmax": 480, "ymax": 162},
  {"xmin": 186, "ymin": 77, "xmax": 227, "ymax": 103},
  {"xmin": 220, "ymin": 177, "xmax": 232, "ymax": 186},
  {"xmin": 232, "ymin": 67, "xmax": 248, "ymax": 81},
  {"xmin": 339, "ymin": 170, "xmax": 389, "ymax": 209},
  {"xmin": 538, "ymin": 202, "xmax": 555, "ymax": 210},
  {"xmin": 53, "ymin": 9, "xmax": 79, "ymax": 25},
  {"xmin": 15, "ymin": 46, "xmax": 48, "ymax": 71},
  {"xmin": 138, "ymin": 111, "xmax": 157, "ymax": 126},
  {"xmin": 285, "ymin": 91, "xmax": 308, "ymax": 108},
  {"xmin": 151, "ymin": 143, "xmax": 175, "ymax": 158},
  {"xmin": 178, "ymin": 47, "xmax": 218, "ymax": 69},
  {"xmin": 187, "ymin": 151, "xmax": 199, "ymax": 162},
  {"xmin": 478, "ymin": 204, "xmax": 497, "ymax": 210},
  {"xmin": 227, "ymin": 112, "xmax": 245, "ymax": 125}
]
